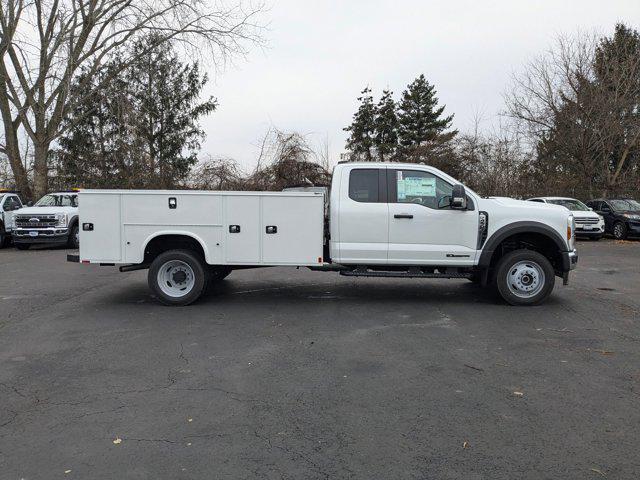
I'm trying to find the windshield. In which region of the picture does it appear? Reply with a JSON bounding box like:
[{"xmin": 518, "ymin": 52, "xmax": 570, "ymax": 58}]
[
  {"xmin": 547, "ymin": 199, "xmax": 590, "ymax": 211},
  {"xmin": 35, "ymin": 194, "xmax": 78, "ymax": 207},
  {"xmin": 610, "ymin": 199, "xmax": 640, "ymax": 211}
]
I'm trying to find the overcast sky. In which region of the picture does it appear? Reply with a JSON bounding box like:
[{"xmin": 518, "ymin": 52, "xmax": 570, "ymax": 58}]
[{"xmin": 200, "ymin": 0, "xmax": 640, "ymax": 170}]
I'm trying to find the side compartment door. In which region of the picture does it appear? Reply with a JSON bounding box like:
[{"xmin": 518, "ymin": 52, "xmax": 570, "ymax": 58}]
[
  {"xmin": 387, "ymin": 168, "xmax": 478, "ymax": 266},
  {"xmin": 225, "ymin": 196, "xmax": 260, "ymax": 263},
  {"xmin": 261, "ymin": 195, "xmax": 324, "ymax": 265},
  {"xmin": 336, "ymin": 167, "xmax": 388, "ymax": 264}
]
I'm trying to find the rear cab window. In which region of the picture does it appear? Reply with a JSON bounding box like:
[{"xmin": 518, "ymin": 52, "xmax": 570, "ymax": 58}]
[{"xmin": 349, "ymin": 169, "xmax": 381, "ymax": 203}]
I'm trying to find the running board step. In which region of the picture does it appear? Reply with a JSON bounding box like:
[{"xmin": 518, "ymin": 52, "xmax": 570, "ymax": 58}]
[{"xmin": 340, "ymin": 268, "xmax": 472, "ymax": 279}]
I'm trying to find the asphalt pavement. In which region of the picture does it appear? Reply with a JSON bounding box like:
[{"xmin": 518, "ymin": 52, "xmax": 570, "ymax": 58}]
[{"xmin": 1, "ymin": 239, "xmax": 639, "ymax": 479}]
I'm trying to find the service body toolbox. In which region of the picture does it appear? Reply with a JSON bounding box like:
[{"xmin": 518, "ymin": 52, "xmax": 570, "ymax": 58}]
[{"xmin": 78, "ymin": 190, "xmax": 325, "ymax": 266}]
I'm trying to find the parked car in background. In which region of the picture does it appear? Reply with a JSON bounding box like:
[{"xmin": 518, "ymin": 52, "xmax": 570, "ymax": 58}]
[
  {"xmin": 527, "ymin": 197, "xmax": 604, "ymax": 240},
  {"xmin": 0, "ymin": 190, "xmax": 25, "ymax": 247},
  {"xmin": 12, "ymin": 191, "xmax": 80, "ymax": 250},
  {"xmin": 585, "ymin": 198, "xmax": 640, "ymax": 240}
]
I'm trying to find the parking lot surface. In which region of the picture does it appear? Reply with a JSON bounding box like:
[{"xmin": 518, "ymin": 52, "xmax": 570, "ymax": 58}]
[{"xmin": 1, "ymin": 240, "xmax": 639, "ymax": 479}]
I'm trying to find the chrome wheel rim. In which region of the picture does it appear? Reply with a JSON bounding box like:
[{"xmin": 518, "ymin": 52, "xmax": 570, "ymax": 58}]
[
  {"xmin": 75, "ymin": 229, "xmax": 80, "ymax": 245},
  {"xmin": 157, "ymin": 260, "xmax": 195, "ymax": 298},
  {"xmin": 506, "ymin": 260, "xmax": 545, "ymax": 299}
]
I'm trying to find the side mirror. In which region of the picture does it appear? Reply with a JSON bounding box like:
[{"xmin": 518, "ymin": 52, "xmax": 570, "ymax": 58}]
[
  {"xmin": 27, "ymin": 201, "xmax": 33, "ymax": 207},
  {"xmin": 450, "ymin": 184, "xmax": 467, "ymax": 210}
]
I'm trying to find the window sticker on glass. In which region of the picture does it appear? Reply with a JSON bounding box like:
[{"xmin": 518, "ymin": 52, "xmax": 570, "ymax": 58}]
[{"xmin": 406, "ymin": 177, "xmax": 435, "ymax": 197}]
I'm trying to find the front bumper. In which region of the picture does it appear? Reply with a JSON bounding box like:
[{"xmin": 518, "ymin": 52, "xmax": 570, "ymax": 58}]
[
  {"xmin": 13, "ymin": 228, "xmax": 69, "ymax": 244},
  {"xmin": 575, "ymin": 229, "xmax": 603, "ymax": 238},
  {"xmin": 560, "ymin": 249, "xmax": 578, "ymax": 272}
]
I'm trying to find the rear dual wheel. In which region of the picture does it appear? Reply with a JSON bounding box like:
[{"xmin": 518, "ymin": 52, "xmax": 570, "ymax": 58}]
[{"xmin": 148, "ymin": 249, "xmax": 232, "ymax": 306}]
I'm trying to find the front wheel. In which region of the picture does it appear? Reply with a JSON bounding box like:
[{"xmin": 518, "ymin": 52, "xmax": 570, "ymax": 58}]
[
  {"xmin": 494, "ymin": 250, "xmax": 555, "ymax": 306},
  {"xmin": 67, "ymin": 224, "xmax": 79, "ymax": 249},
  {"xmin": 148, "ymin": 249, "xmax": 207, "ymax": 306},
  {"xmin": 613, "ymin": 222, "xmax": 627, "ymax": 240}
]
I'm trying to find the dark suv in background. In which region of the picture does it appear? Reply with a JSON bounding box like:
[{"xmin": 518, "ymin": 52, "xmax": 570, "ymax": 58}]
[{"xmin": 586, "ymin": 198, "xmax": 640, "ymax": 240}]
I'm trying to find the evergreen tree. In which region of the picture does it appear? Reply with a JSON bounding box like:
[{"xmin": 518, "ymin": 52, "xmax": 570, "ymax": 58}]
[
  {"xmin": 343, "ymin": 87, "xmax": 376, "ymax": 161},
  {"xmin": 373, "ymin": 89, "xmax": 399, "ymax": 161},
  {"xmin": 397, "ymin": 74, "xmax": 456, "ymax": 157},
  {"xmin": 55, "ymin": 34, "xmax": 217, "ymax": 189}
]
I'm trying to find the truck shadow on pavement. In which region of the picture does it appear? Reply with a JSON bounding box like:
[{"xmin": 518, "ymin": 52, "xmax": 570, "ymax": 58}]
[{"xmin": 99, "ymin": 276, "xmax": 565, "ymax": 309}]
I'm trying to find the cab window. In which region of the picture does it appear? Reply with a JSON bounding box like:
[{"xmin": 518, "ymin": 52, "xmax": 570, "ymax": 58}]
[
  {"xmin": 390, "ymin": 169, "xmax": 453, "ymax": 209},
  {"xmin": 3, "ymin": 196, "xmax": 21, "ymax": 211},
  {"xmin": 349, "ymin": 169, "xmax": 380, "ymax": 203}
]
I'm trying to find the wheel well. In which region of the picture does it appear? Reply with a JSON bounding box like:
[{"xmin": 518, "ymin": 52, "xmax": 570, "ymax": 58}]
[
  {"xmin": 143, "ymin": 234, "xmax": 206, "ymax": 264},
  {"xmin": 488, "ymin": 232, "xmax": 563, "ymax": 272}
]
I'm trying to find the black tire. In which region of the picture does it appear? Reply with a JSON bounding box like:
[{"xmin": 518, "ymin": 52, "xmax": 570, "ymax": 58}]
[
  {"xmin": 67, "ymin": 224, "xmax": 80, "ymax": 249},
  {"xmin": 148, "ymin": 249, "xmax": 207, "ymax": 306},
  {"xmin": 494, "ymin": 249, "xmax": 555, "ymax": 306},
  {"xmin": 613, "ymin": 222, "xmax": 627, "ymax": 240},
  {"xmin": 208, "ymin": 266, "xmax": 232, "ymax": 283},
  {"xmin": 0, "ymin": 226, "xmax": 5, "ymax": 248},
  {"xmin": 15, "ymin": 243, "xmax": 30, "ymax": 250}
]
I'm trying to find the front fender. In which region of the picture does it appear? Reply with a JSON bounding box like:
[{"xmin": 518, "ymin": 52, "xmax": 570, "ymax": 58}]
[{"xmin": 478, "ymin": 221, "xmax": 569, "ymax": 268}]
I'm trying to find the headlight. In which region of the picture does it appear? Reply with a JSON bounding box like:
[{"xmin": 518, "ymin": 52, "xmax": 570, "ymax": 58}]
[
  {"xmin": 55, "ymin": 213, "xmax": 68, "ymax": 227},
  {"xmin": 625, "ymin": 214, "xmax": 640, "ymax": 221},
  {"xmin": 598, "ymin": 215, "xmax": 604, "ymax": 222}
]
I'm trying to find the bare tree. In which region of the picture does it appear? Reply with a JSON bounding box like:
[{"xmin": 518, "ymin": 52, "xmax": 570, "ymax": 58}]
[
  {"xmin": 0, "ymin": 0, "xmax": 264, "ymax": 199},
  {"xmin": 188, "ymin": 128, "xmax": 332, "ymax": 191},
  {"xmin": 506, "ymin": 26, "xmax": 640, "ymax": 197},
  {"xmin": 188, "ymin": 155, "xmax": 244, "ymax": 190}
]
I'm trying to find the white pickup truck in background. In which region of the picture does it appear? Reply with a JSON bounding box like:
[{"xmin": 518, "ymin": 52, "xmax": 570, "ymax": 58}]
[
  {"xmin": 12, "ymin": 191, "xmax": 80, "ymax": 250},
  {"xmin": 0, "ymin": 190, "xmax": 24, "ymax": 247},
  {"xmin": 69, "ymin": 162, "xmax": 578, "ymax": 306}
]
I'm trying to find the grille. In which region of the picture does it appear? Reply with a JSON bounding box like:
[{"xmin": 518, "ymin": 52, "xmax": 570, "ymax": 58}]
[
  {"xmin": 574, "ymin": 217, "xmax": 599, "ymax": 225},
  {"xmin": 15, "ymin": 214, "xmax": 57, "ymax": 228}
]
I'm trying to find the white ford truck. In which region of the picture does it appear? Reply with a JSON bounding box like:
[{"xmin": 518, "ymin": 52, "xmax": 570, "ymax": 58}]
[
  {"xmin": 69, "ymin": 162, "xmax": 578, "ymax": 306},
  {"xmin": 12, "ymin": 191, "xmax": 80, "ymax": 250}
]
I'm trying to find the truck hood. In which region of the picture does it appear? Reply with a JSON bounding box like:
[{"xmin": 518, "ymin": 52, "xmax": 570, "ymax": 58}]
[
  {"xmin": 483, "ymin": 197, "xmax": 568, "ymax": 213},
  {"xmin": 14, "ymin": 206, "xmax": 78, "ymax": 216}
]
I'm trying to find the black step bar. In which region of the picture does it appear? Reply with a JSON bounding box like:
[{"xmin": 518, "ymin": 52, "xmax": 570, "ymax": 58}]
[{"xmin": 340, "ymin": 267, "xmax": 472, "ymax": 279}]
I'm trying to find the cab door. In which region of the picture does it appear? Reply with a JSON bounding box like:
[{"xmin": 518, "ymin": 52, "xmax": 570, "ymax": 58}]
[
  {"xmin": 2, "ymin": 195, "xmax": 22, "ymax": 232},
  {"xmin": 386, "ymin": 168, "xmax": 478, "ymax": 266},
  {"xmin": 335, "ymin": 167, "xmax": 389, "ymax": 264}
]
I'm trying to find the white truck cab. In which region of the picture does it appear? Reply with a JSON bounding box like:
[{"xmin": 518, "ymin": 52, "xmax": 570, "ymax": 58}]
[
  {"xmin": 0, "ymin": 191, "xmax": 24, "ymax": 247},
  {"xmin": 70, "ymin": 162, "xmax": 578, "ymax": 306},
  {"xmin": 527, "ymin": 196, "xmax": 604, "ymax": 240},
  {"xmin": 12, "ymin": 191, "xmax": 80, "ymax": 250}
]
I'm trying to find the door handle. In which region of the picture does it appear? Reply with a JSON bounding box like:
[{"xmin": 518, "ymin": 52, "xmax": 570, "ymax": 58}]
[{"xmin": 394, "ymin": 214, "xmax": 413, "ymax": 219}]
